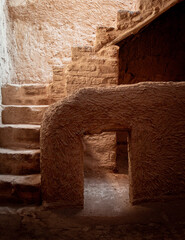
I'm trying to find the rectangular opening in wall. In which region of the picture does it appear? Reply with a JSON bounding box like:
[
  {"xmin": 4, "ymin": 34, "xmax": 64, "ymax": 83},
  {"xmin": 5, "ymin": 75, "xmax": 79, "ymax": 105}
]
[{"xmin": 83, "ymin": 131, "xmax": 129, "ymax": 216}]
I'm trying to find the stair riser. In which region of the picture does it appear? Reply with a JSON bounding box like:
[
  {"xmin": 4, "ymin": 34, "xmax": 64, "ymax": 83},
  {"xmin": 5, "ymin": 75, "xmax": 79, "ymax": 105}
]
[
  {"xmin": 0, "ymin": 127, "xmax": 40, "ymax": 149},
  {"xmin": 0, "ymin": 151, "xmax": 40, "ymax": 175},
  {"xmin": 2, "ymin": 85, "xmax": 50, "ymax": 105},
  {"xmin": 2, "ymin": 106, "xmax": 48, "ymax": 124},
  {"xmin": 0, "ymin": 175, "xmax": 41, "ymax": 204}
]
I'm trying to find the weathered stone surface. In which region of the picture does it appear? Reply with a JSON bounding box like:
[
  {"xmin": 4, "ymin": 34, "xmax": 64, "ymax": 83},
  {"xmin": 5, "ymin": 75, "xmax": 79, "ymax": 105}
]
[
  {"xmin": 62, "ymin": 45, "xmax": 120, "ymax": 173},
  {"xmin": 84, "ymin": 132, "xmax": 116, "ymax": 173},
  {"xmin": 117, "ymin": 10, "xmax": 141, "ymax": 30},
  {"xmin": 0, "ymin": 124, "xmax": 40, "ymax": 149},
  {"xmin": 0, "ymin": 148, "xmax": 40, "ymax": 175},
  {"xmin": 1, "ymin": 84, "xmax": 51, "ymax": 105},
  {"xmin": 5, "ymin": 0, "xmax": 136, "ymax": 84},
  {"xmin": 2, "ymin": 105, "xmax": 48, "ymax": 124},
  {"xmin": 95, "ymin": 27, "xmax": 119, "ymax": 51},
  {"xmin": 49, "ymin": 67, "xmax": 67, "ymax": 102},
  {"xmin": 41, "ymin": 82, "xmax": 185, "ymax": 206},
  {"xmin": 0, "ymin": 174, "xmax": 41, "ymax": 204},
  {"xmin": 66, "ymin": 45, "xmax": 119, "ymax": 95}
]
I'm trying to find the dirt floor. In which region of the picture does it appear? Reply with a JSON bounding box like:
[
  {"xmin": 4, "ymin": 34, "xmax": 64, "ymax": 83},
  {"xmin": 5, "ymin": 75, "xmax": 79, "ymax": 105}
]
[{"xmin": 0, "ymin": 168, "xmax": 185, "ymax": 240}]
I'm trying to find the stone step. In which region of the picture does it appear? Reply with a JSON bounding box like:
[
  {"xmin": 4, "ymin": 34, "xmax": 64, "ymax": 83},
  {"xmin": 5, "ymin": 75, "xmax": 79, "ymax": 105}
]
[
  {"xmin": 117, "ymin": 10, "xmax": 141, "ymax": 30},
  {"xmin": 0, "ymin": 174, "xmax": 41, "ymax": 204},
  {"xmin": 0, "ymin": 148, "xmax": 40, "ymax": 175},
  {"xmin": 0, "ymin": 124, "xmax": 40, "ymax": 149},
  {"xmin": 1, "ymin": 84, "xmax": 51, "ymax": 105},
  {"xmin": 2, "ymin": 105, "xmax": 48, "ymax": 124}
]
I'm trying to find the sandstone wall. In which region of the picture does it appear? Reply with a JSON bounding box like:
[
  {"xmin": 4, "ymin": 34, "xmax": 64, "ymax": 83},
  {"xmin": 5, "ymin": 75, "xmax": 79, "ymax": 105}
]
[
  {"xmin": 64, "ymin": 45, "xmax": 120, "ymax": 172},
  {"xmin": 0, "ymin": 0, "xmax": 13, "ymax": 123},
  {"xmin": 41, "ymin": 82, "xmax": 185, "ymax": 206},
  {"xmin": 50, "ymin": 1, "xmax": 184, "ymax": 173},
  {"xmin": 7, "ymin": 0, "xmax": 137, "ymax": 84}
]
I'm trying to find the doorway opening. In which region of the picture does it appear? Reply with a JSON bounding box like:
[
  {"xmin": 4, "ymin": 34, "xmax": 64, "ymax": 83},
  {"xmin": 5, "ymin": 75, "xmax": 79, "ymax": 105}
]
[{"xmin": 83, "ymin": 131, "xmax": 129, "ymax": 216}]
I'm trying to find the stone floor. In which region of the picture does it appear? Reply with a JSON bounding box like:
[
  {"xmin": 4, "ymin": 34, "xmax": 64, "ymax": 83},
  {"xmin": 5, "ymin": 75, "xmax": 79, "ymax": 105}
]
[{"xmin": 0, "ymin": 171, "xmax": 185, "ymax": 240}]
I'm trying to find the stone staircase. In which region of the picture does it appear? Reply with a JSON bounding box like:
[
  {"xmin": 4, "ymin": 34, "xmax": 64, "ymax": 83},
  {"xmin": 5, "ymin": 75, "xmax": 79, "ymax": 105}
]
[{"xmin": 0, "ymin": 84, "xmax": 50, "ymax": 204}]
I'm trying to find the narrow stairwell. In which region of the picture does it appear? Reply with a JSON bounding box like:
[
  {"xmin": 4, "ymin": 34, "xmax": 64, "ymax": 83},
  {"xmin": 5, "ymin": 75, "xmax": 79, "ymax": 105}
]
[
  {"xmin": 0, "ymin": 1, "xmax": 176, "ymax": 206},
  {"xmin": 0, "ymin": 84, "xmax": 50, "ymax": 204}
]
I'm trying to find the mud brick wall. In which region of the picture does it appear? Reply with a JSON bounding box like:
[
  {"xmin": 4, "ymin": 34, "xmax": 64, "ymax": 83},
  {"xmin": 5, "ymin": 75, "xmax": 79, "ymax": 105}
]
[
  {"xmin": 94, "ymin": 27, "xmax": 119, "ymax": 51},
  {"xmin": 2, "ymin": 84, "xmax": 51, "ymax": 105}
]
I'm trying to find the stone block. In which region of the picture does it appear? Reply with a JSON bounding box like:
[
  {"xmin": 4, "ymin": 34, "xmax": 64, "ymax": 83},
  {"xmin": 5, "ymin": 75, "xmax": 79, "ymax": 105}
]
[
  {"xmin": 0, "ymin": 148, "xmax": 40, "ymax": 175},
  {"xmin": 71, "ymin": 46, "xmax": 94, "ymax": 61},
  {"xmin": 0, "ymin": 125, "xmax": 40, "ymax": 149},
  {"xmin": 2, "ymin": 106, "xmax": 48, "ymax": 124}
]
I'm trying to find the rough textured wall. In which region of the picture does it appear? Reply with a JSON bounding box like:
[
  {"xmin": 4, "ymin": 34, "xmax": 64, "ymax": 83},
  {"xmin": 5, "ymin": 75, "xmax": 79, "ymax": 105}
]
[
  {"xmin": 65, "ymin": 45, "xmax": 120, "ymax": 172},
  {"xmin": 7, "ymin": 0, "xmax": 136, "ymax": 84},
  {"xmin": 41, "ymin": 82, "xmax": 185, "ymax": 206},
  {"xmin": 0, "ymin": 0, "xmax": 14, "ymax": 123},
  {"xmin": 0, "ymin": 0, "xmax": 13, "ymax": 85},
  {"xmin": 118, "ymin": 1, "xmax": 185, "ymax": 84},
  {"xmin": 66, "ymin": 46, "xmax": 119, "ymax": 95}
]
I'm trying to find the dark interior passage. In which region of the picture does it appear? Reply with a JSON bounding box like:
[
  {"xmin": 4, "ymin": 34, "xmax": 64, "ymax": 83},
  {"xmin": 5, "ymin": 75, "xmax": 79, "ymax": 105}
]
[
  {"xmin": 118, "ymin": 1, "xmax": 185, "ymax": 84},
  {"xmin": 115, "ymin": 131, "xmax": 128, "ymax": 174}
]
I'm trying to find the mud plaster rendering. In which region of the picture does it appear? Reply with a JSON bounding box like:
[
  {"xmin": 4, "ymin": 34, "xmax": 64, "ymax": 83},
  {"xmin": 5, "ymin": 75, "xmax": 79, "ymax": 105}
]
[{"xmin": 41, "ymin": 82, "xmax": 185, "ymax": 206}]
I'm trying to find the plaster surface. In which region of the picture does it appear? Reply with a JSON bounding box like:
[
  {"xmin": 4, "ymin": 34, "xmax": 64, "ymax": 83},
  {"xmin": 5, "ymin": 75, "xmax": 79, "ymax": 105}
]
[
  {"xmin": 7, "ymin": 0, "xmax": 137, "ymax": 84},
  {"xmin": 0, "ymin": 0, "xmax": 14, "ymax": 123},
  {"xmin": 0, "ymin": 0, "xmax": 13, "ymax": 85},
  {"xmin": 41, "ymin": 82, "xmax": 185, "ymax": 206}
]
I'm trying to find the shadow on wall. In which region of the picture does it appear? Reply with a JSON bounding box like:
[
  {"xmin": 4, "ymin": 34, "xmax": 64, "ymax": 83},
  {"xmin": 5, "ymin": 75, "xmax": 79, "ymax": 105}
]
[{"xmin": 118, "ymin": 1, "xmax": 185, "ymax": 84}]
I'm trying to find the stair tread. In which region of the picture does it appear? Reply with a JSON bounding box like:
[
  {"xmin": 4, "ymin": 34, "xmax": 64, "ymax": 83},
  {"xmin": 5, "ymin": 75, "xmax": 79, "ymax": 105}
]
[
  {"xmin": 3, "ymin": 83, "xmax": 49, "ymax": 87},
  {"xmin": 0, "ymin": 174, "xmax": 41, "ymax": 185},
  {"xmin": 0, "ymin": 148, "xmax": 40, "ymax": 175},
  {"xmin": 2, "ymin": 105, "xmax": 49, "ymax": 108},
  {"xmin": 0, "ymin": 124, "xmax": 40, "ymax": 129},
  {"xmin": 0, "ymin": 148, "xmax": 40, "ymax": 154},
  {"xmin": 0, "ymin": 174, "xmax": 41, "ymax": 204}
]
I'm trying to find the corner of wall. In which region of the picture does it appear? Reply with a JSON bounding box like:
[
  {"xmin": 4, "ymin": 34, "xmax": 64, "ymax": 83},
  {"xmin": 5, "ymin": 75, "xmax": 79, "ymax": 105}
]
[{"xmin": 0, "ymin": 0, "xmax": 15, "ymax": 123}]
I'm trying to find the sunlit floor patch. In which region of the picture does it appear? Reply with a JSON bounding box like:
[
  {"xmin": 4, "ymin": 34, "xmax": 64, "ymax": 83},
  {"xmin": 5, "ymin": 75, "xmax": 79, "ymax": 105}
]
[{"xmin": 84, "ymin": 173, "xmax": 129, "ymax": 216}]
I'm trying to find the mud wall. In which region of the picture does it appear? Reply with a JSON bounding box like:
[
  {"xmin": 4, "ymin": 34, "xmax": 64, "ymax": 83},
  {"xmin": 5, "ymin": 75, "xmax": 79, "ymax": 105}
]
[
  {"xmin": 41, "ymin": 82, "xmax": 185, "ymax": 206},
  {"xmin": 65, "ymin": 45, "xmax": 120, "ymax": 173}
]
